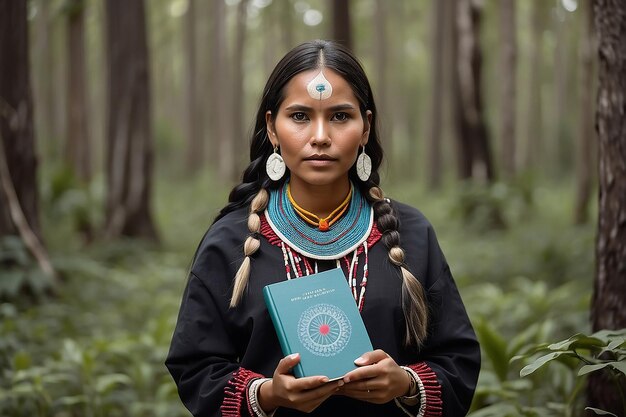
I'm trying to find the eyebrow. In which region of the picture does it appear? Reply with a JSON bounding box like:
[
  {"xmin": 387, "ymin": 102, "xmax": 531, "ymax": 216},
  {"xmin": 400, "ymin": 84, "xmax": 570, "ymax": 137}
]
[{"xmin": 283, "ymin": 103, "xmax": 357, "ymax": 112}]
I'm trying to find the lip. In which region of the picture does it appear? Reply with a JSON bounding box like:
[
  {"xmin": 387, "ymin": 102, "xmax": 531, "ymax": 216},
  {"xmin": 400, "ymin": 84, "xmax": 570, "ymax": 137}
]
[{"xmin": 304, "ymin": 154, "xmax": 337, "ymax": 161}]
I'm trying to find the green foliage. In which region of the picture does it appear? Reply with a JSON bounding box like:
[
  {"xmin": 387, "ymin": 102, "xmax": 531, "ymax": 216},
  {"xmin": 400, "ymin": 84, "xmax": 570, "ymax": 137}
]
[
  {"xmin": 0, "ymin": 237, "xmax": 52, "ymax": 300},
  {"xmin": 516, "ymin": 329, "xmax": 626, "ymax": 417}
]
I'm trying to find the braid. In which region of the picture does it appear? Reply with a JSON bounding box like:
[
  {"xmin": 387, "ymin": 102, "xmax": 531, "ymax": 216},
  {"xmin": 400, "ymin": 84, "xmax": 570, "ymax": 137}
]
[
  {"xmin": 368, "ymin": 186, "xmax": 429, "ymax": 347},
  {"xmin": 229, "ymin": 188, "xmax": 269, "ymax": 307}
]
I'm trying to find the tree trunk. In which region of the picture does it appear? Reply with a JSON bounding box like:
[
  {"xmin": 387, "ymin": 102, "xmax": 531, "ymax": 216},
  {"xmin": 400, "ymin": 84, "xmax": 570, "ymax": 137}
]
[
  {"xmin": 426, "ymin": 0, "xmax": 445, "ymax": 189},
  {"xmin": 521, "ymin": 0, "xmax": 545, "ymax": 171},
  {"xmin": 104, "ymin": 0, "xmax": 158, "ymax": 240},
  {"xmin": 332, "ymin": 0, "xmax": 352, "ymax": 51},
  {"xmin": 589, "ymin": 0, "xmax": 626, "ymax": 414},
  {"xmin": 0, "ymin": 0, "xmax": 41, "ymax": 240},
  {"xmin": 184, "ymin": 0, "xmax": 202, "ymax": 174},
  {"xmin": 210, "ymin": 0, "xmax": 232, "ymax": 181},
  {"xmin": 66, "ymin": 0, "xmax": 91, "ymax": 182},
  {"xmin": 498, "ymin": 0, "xmax": 516, "ymax": 178},
  {"xmin": 574, "ymin": 0, "xmax": 595, "ymax": 225},
  {"xmin": 454, "ymin": 0, "xmax": 495, "ymax": 182},
  {"xmin": 232, "ymin": 0, "xmax": 249, "ymax": 180}
]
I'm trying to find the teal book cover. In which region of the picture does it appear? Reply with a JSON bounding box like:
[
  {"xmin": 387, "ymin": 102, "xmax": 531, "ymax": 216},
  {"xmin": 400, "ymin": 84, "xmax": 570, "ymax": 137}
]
[{"xmin": 263, "ymin": 268, "xmax": 373, "ymax": 381}]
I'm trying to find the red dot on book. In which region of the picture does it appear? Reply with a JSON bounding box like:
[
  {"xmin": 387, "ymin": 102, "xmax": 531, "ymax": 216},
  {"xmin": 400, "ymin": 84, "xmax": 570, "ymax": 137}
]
[{"xmin": 319, "ymin": 324, "xmax": 330, "ymax": 335}]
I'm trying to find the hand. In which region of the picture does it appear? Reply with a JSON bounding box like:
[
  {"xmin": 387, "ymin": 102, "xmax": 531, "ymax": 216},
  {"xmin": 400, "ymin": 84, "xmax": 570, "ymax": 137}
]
[
  {"xmin": 338, "ymin": 349, "xmax": 411, "ymax": 404},
  {"xmin": 258, "ymin": 353, "xmax": 344, "ymax": 413}
]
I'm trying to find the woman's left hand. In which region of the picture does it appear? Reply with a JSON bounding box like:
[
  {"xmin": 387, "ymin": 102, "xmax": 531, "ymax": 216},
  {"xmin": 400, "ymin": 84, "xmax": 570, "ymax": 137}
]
[{"xmin": 337, "ymin": 349, "xmax": 410, "ymax": 404}]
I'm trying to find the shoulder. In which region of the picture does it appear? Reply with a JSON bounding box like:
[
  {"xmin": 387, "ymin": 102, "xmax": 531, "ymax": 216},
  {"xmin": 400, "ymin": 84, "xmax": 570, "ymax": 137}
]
[
  {"xmin": 190, "ymin": 206, "xmax": 249, "ymax": 280},
  {"xmin": 388, "ymin": 199, "xmax": 434, "ymax": 234}
]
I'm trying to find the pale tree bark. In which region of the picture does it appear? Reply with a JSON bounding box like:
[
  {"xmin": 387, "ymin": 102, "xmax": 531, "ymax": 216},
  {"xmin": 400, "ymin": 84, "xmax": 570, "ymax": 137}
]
[
  {"xmin": 426, "ymin": 0, "xmax": 445, "ymax": 189},
  {"xmin": 498, "ymin": 0, "xmax": 516, "ymax": 178},
  {"xmin": 232, "ymin": 0, "xmax": 249, "ymax": 180},
  {"xmin": 34, "ymin": 0, "xmax": 59, "ymax": 156},
  {"xmin": 574, "ymin": 0, "xmax": 596, "ymax": 225},
  {"xmin": 210, "ymin": 0, "xmax": 232, "ymax": 181},
  {"xmin": 104, "ymin": 0, "xmax": 158, "ymax": 240},
  {"xmin": 552, "ymin": 5, "xmax": 571, "ymax": 173},
  {"xmin": 589, "ymin": 0, "xmax": 626, "ymax": 414},
  {"xmin": 184, "ymin": 0, "xmax": 203, "ymax": 174},
  {"xmin": 374, "ymin": 0, "xmax": 392, "ymax": 171},
  {"xmin": 332, "ymin": 0, "xmax": 352, "ymax": 51},
  {"xmin": 521, "ymin": 0, "xmax": 545, "ymax": 171},
  {"xmin": 453, "ymin": 0, "xmax": 495, "ymax": 182},
  {"xmin": 66, "ymin": 0, "xmax": 91, "ymax": 182}
]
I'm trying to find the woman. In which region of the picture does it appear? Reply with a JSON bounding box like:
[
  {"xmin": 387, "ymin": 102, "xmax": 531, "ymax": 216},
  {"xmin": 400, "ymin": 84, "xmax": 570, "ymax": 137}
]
[{"xmin": 166, "ymin": 40, "xmax": 480, "ymax": 417}]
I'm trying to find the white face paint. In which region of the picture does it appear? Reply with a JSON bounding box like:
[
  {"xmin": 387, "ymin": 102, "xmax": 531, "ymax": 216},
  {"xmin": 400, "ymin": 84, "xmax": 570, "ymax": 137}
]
[{"xmin": 306, "ymin": 69, "xmax": 333, "ymax": 100}]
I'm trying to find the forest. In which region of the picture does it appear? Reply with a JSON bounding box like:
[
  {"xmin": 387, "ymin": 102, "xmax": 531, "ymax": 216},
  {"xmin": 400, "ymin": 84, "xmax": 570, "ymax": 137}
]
[{"xmin": 0, "ymin": 0, "xmax": 625, "ymax": 416}]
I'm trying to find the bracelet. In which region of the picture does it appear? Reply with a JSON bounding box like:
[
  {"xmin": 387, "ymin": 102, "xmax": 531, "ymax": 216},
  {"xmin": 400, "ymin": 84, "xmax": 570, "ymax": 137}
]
[
  {"xmin": 248, "ymin": 378, "xmax": 275, "ymax": 417},
  {"xmin": 398, "ymin": 366, "xmax": 422, "ymax": 406}
]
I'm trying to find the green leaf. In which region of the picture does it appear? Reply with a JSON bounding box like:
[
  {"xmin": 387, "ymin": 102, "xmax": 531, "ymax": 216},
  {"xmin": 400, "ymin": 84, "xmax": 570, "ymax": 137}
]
[
  {"xmin": 475, "ymin": 320, "xmax": 510, "ymax": 381},
  {"xmin": 13, "ymin": 352, "xmax": 32, "ymax": 371},
  {"xmin": 520, "ymin": 351, "xmax": 576, "ymax": 377},
  {"xmin": 548, "ymin": 334, "xmax": 605, "ymax": 351},
  {"xmin": 578, "ymin": 363, "xmax": 610, "ymax": 376},
  {"xmin": 585, "ymin": 407, "xmax": 617, "ymax": 416},
  {"xmin": 95, "ymin": 373, "xmax": 132, "ymax": 394}
]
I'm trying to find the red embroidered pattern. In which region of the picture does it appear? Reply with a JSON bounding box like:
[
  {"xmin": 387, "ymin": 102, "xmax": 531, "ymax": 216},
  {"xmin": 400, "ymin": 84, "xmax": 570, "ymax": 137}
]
[
  {"xmin": 221, "ymin": 368, "xmax": 264, "ymax": 417},
  {"xmin": 408, "ymin": 362, "xmax": 443, "ymax": 417}
]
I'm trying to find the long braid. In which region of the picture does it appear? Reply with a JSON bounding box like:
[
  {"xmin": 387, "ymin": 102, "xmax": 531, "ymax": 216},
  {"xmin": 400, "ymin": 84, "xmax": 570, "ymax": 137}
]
[
  {"xmin": 229, "ymin": 188, "xmax": 269, "ymax": 307},
  {"xmin": 368, "ymin": 187, "xmax": 429, "ymax": 347}
]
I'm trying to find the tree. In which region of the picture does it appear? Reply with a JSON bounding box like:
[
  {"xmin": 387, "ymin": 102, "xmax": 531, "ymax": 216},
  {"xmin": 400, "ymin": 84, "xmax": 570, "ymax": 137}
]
[
  {"xmin": 65, "ymin": 0, "xmax": 91, "ymax": 182},
  {"xmin": 574, "ymin": 0, "xmax": 596, "ymax": 225},
  {"xmin": 589, "ymin": 0, "xmax": 626, "ymax": 414},
  {"xmin": 232, "ymin": 0, "xmax": 250, "ymax": 180},
  {"xmin": 331, "ymin": 0, "xmax": 352, "ymax": 51},
  {"xmin": 452, "ymin": 0, "xmax": 495, "ymax": 182},
  {"xmin": 184, "ymin": 0, "xmax": 202, "ymax": 174},
  {"xmin": 0, "ymin": 0, "xmax": 41, "ymax": 240},
  {"xmin": 104, "ymin": 0, "xmax": 158, "ymax": 240},
  {"xmin": 521, "ymin": 0, "xmax": 545, "ymax": 172},
  {"xmin": 426, "ymin": 0, "xmax": 446, "ymax": 189},
  {"xmin": 0, "ymin": 0, "xmax": 55, "ymax": 280},
  {"xmin": 498, "ymin": 0, "xmax": 517, "ymax": 178}
]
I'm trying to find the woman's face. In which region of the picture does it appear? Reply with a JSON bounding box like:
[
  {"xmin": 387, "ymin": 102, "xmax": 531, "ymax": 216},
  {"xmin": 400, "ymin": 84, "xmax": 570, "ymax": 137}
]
[{"xmin": 266, "ymin": 68, "xmax": 371, "ymax": 191}]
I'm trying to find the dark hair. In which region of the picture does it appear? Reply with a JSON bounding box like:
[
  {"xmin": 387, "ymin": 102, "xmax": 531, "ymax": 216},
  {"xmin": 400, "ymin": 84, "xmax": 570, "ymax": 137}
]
[
  {"xmin": 217, "ymin": 40, "xmax": 428, "ymax": 348},
  {"xmin": 215, "ymin": 39, "xmax": 382, "ymax": 221}
]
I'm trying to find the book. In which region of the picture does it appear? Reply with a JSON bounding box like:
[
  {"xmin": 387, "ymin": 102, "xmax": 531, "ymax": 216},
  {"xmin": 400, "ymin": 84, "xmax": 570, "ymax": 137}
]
[{"xmin": 263, "ymin": 268, "xmax": 373, "ymax": 381}]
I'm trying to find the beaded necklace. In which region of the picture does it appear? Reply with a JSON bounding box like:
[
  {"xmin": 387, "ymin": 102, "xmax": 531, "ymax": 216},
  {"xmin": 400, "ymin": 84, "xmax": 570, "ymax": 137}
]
[
  {"xmin": 263, "ymin": 181, "xmax": 380, "ymax": 310},
  {"xmin": 287, "ymin": 183, "xmax": 352, "ymax": 231}
]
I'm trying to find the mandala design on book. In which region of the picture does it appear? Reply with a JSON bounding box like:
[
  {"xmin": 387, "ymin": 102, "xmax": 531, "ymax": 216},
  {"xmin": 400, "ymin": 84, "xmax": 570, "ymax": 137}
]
[{"xmin": 297, "ymin": 303, "xmax": 352, "ymax": 357}]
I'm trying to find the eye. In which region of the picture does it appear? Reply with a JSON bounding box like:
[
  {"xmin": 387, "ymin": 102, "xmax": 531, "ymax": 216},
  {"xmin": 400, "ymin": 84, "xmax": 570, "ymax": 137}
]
[
  {"xmin": 331, "ymin": 112, "xmax": 349, "ymax": 122},
  {"xmin": 290, "ymin": 112, "xmax": 308, "ymax": 122}
]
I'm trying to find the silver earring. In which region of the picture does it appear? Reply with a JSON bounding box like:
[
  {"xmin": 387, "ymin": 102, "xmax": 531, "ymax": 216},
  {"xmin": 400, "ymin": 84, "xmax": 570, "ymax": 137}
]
[
  {"xmin": 356, "ymin": 146, "xmax": 372, "ymax": 182},
  {"xmin": 266, "ymin": 146, "xmax": 286, "ymax": 181}
]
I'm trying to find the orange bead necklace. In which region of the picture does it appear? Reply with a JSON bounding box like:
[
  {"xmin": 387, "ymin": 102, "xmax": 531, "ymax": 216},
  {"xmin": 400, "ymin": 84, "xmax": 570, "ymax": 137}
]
[{"xmin": 286, "ymin": 184, "xmax": 352, "ymax": 231}]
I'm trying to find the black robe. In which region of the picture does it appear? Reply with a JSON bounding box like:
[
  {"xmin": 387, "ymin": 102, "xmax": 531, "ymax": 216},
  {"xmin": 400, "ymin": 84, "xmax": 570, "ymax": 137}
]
[{"xmin": 166, "ymin": 201, "xmax": 480, "ymax": 416}]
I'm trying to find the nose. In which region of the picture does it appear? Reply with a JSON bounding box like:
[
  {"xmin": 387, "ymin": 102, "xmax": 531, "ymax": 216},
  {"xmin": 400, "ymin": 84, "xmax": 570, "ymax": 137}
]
[{"xmin": 310, "ymin": 118, "xmax": 331, "ymax": 146}]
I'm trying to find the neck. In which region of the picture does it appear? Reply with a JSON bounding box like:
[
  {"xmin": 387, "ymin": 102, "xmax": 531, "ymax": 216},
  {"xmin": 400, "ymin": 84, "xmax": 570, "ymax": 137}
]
[{"xmin": 288, "ymin": 178, "xmax": 351, "ymax": 218}]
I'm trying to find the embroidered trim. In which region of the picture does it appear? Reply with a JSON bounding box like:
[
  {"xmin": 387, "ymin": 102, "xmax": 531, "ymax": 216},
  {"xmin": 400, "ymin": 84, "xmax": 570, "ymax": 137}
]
[
  {"xmin": 221, "ymin": 368, "xmax": 265, "ymax": 417},
  {"xmin": 409, "ymin": 362, "xmax": 442, "ymax": 417}
]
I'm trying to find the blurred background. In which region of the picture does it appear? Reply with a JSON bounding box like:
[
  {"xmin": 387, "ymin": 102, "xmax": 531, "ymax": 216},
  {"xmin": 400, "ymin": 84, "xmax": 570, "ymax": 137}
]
[{"xmin": 2, "ymin": 0, "xmax": 622, "ymax": 416}]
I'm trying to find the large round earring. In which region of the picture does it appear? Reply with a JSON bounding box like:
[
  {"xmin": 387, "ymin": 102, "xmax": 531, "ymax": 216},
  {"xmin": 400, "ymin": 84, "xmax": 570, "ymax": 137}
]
[
  {"xmin": 266, "ymin": 146, "xmax": 286, "ymax": 181},
  {"xmin": 356, "ymin": 146, "xmax": 372, "ymax": 182}
]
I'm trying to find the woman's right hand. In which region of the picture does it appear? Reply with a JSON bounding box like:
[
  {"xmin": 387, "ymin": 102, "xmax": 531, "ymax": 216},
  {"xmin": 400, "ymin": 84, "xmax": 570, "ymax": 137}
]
[{"xmin": 258, "ymin": 353, "xmax": 344, "ymax": 414}]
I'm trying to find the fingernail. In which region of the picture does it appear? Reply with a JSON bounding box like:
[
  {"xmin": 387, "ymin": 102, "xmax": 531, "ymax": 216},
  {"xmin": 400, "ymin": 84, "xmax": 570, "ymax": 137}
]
[
  {"xmin": 343, "ymin": 377, "xmax": 350, "ymax": 383},
  {"xmin": 289, "ymin": 353, "xmax": 299, "ymax": 360},
  {"xmin": 321, "ymin": 377, "xmax": 329, "ymax": 383},
  {"xmin": 337, "ymin": 380, "xmax": 344, "ymax": 387},
  {"xmin": 354, "ymin": 356, "xmax": 366, "ymax": 365}
]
